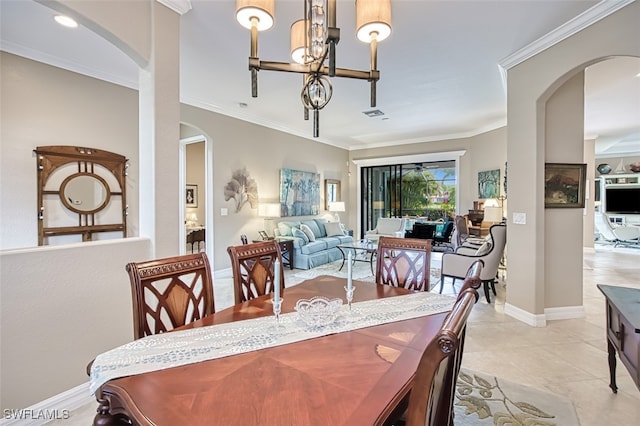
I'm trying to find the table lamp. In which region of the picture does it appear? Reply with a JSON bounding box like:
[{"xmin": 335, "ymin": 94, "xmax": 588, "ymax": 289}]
[
  {"xmin": 328, "ymin": 201, "xmax": 345, "ymax": 222},
  {"xmin": 483, "ymin": 199, "xmax": 503, "ymax": 224},
  {"xmin": 258, "ymin": 202, "xmax": 281, "ymax": 237}
]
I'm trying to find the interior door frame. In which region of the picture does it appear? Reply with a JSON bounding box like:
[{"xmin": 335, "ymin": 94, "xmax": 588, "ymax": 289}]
[{"xmin": 179, "ymin": 134, "xmax": 213, "ymax": 263}]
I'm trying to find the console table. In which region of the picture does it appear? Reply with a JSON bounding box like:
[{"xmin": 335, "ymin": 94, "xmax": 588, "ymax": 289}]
[{"xmin": 597, "ymin": 284, "xmax": 640, "ymax": 393}]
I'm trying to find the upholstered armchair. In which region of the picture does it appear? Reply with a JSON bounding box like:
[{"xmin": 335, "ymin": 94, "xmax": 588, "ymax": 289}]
[
  {"xmin": 364, "ymin": 217, "xmax": 406, "ymax": 242},
  {"xmin": 440, "ymin": 224, "xmax": 506, "ymax": 303}
]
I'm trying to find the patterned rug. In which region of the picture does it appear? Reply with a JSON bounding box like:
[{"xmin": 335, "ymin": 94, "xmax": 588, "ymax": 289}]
[{"xmin": 454, "ymin": 368, "xmax": 581, "ymax": 425}]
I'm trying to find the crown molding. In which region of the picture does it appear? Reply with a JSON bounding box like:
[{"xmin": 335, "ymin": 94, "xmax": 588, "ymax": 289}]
[
  {"xmin": 499, "ymin": 0, "xmax": 635, "ymax": 70},
  {"xmin": 157, "ymin": 0, "xmax": 192, "ymax": 15}
]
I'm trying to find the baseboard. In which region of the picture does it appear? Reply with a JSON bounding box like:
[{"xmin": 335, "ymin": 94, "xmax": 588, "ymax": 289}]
[
  {"xmin": 504, "ymin": 303, "xmax": 585, "ymax": 326},
  {"xmin": 1, "ymin": 382, "xmax": 92, "ymax": 425},
  {"xmin": 504, "ymin": 303, "xmax": 547, "ymax": 327},
  {"xmin": 544, "ymin": 305, "xmax": 585, "ymax": 321}
]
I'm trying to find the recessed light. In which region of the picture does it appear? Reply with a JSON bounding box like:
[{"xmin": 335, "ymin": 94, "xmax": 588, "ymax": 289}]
[{"xmin": 54, "ymin": 15, "xmax": 78, "ymax": 28}]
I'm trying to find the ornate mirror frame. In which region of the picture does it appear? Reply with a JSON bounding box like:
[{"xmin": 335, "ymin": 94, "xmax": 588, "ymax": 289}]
[
  {"xmin": 34, "ymin": 145, "xmax": 128, "ymax": 245},
  {"xmin": 325, "ymin": 179, "xmax": 341, "ymax": 210}
]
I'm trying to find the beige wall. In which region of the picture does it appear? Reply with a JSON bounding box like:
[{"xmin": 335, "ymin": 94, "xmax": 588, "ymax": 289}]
[
  {"xmin": 506, "ymin": 1, "xmax": 640, "ymax": 321},
  {"xmin": 186, "ymin": 141, "xmax": 206, "ymax": 226},
  {"xmin": 348, "ymin": 127, "xmax": 508, "ymax": 226},
  {"xmin": 0, "ymin": 52, "xmax": 141, "ymax": 249},
  {"xmin": 180, "ymin": 104, "xmax": 349, "ymax": 270}
]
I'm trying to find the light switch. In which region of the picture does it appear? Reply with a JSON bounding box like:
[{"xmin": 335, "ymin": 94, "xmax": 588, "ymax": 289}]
[
  {"xmin": 512, "ymin": 212, "xmax": 526, "ymax": 225},
  {"xmin": 220, "ymin": 208, "xmax": 228, "ymax": 216}
]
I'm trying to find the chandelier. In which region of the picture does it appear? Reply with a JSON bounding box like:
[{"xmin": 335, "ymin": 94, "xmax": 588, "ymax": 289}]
[{"xmin": 236, "ymin": 0, "xmax": 392, "ymax": 137}]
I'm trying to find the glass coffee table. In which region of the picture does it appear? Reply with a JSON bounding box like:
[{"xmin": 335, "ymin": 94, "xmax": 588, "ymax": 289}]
[{"xmin": 337, "ymin": 240, "xmax": 378, "ymax": 275}]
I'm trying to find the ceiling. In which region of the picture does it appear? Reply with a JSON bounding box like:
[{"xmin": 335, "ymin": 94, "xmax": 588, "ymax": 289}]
[{"xmin": 1, "ymin": 0, "xmax": 639, "ymax": 156}]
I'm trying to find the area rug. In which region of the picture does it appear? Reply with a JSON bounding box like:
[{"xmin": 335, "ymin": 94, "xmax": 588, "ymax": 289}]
[
  {"xmin": 454, "ymin": 368, "xmax": 581, "ymax": 425},
  {"xmin": 291, "ymin": 257, "xmax": 442, "ymax": 288}
]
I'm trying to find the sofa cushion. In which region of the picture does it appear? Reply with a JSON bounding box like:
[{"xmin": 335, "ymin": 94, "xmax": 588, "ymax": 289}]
[
  {"xmin": 324, "ymin": 222, "xmax": 344, "ymax": 237},
  {"xmin": 300, "ymin": 240, "xmax": 327, "ymax": 255},
  {"xmin": 292, "ymin": 227, "xmax": 309, "ymax": 244},
  {"xmin": 277, "ymin": 221, "xmax": 301, "ymax": 237},
  {"xmin": 314, "ymin": 218, "xmax": 329, "ymax": 237},
  {"xmin": 301, "ymin": 220, "xmax": 323, "ymax": 239},
  {"xmin": 321, "ymin": 236, "xmax": 341, "ymax": 249},
  {"xmin": 300, "ymin": 224, "xmax": 316, "ymax": 242}
]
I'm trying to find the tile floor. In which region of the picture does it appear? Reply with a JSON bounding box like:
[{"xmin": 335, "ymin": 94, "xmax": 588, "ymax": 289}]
[{"xmin": 50, "ymin": 245, "xmax": 640, "ymax": 425}]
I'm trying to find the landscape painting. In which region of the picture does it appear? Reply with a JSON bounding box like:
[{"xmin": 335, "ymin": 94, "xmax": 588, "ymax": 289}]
[
  {"xmin": 478, "ymin": 169, "xmax": 500, "ymax": 199},
  {"xmin": 544, "ymin": 163, "xmax": 586, "ymax": 208},
  {"xmin": 280, "ymin": 169, "xmax": 320, "ymax": 216}
]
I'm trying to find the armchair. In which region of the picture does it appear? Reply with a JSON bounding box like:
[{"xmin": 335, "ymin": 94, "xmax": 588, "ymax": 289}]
[
  {"xmin": 440, "ymin": 224, "xmax": 506, "ymax": 303},
  {"xmin": 364, "ymin": 217, "xmax": 406, "ymax": 242},
  {"xmin": 594, "ymin": 213, "xmax": 640, "ymax": 247}
]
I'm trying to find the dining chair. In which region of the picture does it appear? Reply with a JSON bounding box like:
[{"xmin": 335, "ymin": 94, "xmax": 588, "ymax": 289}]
[
  {"xmin": 227, "ymin": 240, "xmax": 285, "ymax": 304},
  {"xmin": 375, "ymin": 236, "xmax": 432, "ymax": 291},
  {"xmin": 126, "ymin": 252, "xmax": 215, "ymax": 340},
  {"xmin": 403, "ymin": 260, "xmax": 483, "ymax": 426}
]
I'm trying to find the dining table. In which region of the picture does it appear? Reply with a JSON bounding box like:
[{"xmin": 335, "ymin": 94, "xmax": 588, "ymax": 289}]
[{"xmin": 91, "ymin": 275, "xmax": 456, "ymax": 426}]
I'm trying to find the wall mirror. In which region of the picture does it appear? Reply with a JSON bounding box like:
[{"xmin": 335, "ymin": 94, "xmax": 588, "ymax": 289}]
[
  {"xmin": 325, "ymin": 179, "xmax": 341, "ymax": 210},
  {"xmin": 35, "ymin": 145, "xmax": 128, "ymax": 245}
]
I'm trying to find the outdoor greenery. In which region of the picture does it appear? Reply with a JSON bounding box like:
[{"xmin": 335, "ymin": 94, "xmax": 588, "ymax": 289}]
[{"xmin": 398, "ymin": 168, "xmax": 456, "ymax": 220}]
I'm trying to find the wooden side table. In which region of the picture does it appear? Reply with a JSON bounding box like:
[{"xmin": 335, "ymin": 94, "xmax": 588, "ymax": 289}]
[
  {"xmin": 597, "ymin": 284, "xmax": 640, "ymax": 393},
  {"xmin": 252, "ymin": 239, "xmax": 294, "ymax": 270}
]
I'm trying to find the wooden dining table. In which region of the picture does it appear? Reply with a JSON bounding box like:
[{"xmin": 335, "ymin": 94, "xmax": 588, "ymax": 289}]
[{"xmin": 93, "ymin": 276, "xmax": 452, "ymax": 426}]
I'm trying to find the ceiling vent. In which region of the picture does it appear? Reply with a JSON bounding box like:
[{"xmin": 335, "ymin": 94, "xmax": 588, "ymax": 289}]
[{"xmin": 363, "ymin": 109, "xmax": 385, "ymax": 117}]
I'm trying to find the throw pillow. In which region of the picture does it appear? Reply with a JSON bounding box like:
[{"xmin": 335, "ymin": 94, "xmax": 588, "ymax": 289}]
[
  {"xmin": 475, "ymin": 241, "xmax": 492, "ymax": 256},
  {"xmin": 324, "ymin": 222, "xmax": 344, "ymax": 237},
  {"xmin": 300, "ymin": 224, "xmax": 316, "ymax": 242},
  {"xmin": 292, "ymin": 227, "xmax": 309, "ymax": 244}
]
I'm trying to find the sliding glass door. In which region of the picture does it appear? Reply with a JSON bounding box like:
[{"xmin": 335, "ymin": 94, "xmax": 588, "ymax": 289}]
[{"xmin": 360, "ymin": 161, "xmax": 456, "ymax": 237}]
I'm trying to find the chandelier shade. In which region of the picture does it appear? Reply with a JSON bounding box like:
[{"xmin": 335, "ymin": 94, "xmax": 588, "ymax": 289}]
[
  {"xmin": 236, "ymin": 0, "xmax": 392, "ymax": 137},
  {"xmin": 356, "ymin": 0, "xmax": 392, "ymax": 43},
  {"xmin": 236, "ymin": 0, "xmax": 274, "ymax": 31}
]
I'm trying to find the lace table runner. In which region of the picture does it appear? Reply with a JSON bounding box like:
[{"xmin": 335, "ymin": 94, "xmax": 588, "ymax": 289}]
[{"xmin": 90, "ymin": 291, "xmax": 455, "ymax": 394}]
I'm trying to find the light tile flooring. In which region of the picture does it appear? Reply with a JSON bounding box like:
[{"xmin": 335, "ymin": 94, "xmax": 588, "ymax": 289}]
[{"xmin": 51, "ymin": 245, "xmax": 640, "ymax": 425}]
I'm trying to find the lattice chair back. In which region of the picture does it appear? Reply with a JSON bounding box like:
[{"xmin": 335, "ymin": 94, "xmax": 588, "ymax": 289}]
[
  {"xmin": 126, "ymin": 252, "xmax": 215, "ymax": 340},
  {"xmin": 227, "ymin": 240, "xmax": 285, "ymax": 304},
  {"xmin": 375, "ymin": 236, "xmax": 432, "ymax": 291}
]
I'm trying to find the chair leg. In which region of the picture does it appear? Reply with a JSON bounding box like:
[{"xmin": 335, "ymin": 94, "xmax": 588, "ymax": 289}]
[
  {"xmin": 439, "ymin": 276, "xmax": 445, "ymax": 294},
  {"xmin": 483, "ymin": 281, "xmax": 491, "ymax": 303},
  {"xmin": 490, "ymin": 280, "xmax": 497, "ymax": 296}
]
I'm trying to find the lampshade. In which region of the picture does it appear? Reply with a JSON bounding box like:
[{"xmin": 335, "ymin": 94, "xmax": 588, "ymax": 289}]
[
  {"xmin": 483, "ymin": 206, "xmax": 502, "ymax": 223},
  {"xmin": 328, "ymin": 201, "xmax": 345, "ymax": 212},
  {"xmin": 483, "ymin": 198, "xmax": 500, "ymax": 208},
  {"xmin": 290, "ymin": 19, "xmax": 308, "ymax": 64},
  {"xmin": 236, "ymin": 0, "xmax": 274, "ymax": 31},
  {"xmin": 188, "ymin": 213, "xmax": 198, "ymax": 222},
  {"xmin": 372, "ymin": 201, "xmax": 385, "ymax": 209},
  {"xmin": 356, "ymin": 0, "xmax": 392, "ymax": 43},
  {"xmin": 258, "ymin": 202, "xmax": 281, "ymax": 218}
]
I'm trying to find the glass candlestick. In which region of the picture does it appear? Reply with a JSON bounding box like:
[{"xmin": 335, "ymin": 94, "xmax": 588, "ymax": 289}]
[
  {"xmin": 272, "ymin": 297, "xmax": 283, "ymax": 325},
  {"xmin": 344, "ymin": 285, "xmax": 355, "ymax": 311}
]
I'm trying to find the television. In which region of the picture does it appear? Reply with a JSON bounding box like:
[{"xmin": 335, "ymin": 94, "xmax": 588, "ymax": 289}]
[{"xmin": 604, "ymin": 186, "xmax": 640, "ymax": 214}]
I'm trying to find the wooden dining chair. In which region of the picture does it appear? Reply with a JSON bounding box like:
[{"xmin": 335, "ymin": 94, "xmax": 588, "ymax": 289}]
[
  {"xmin": 227, "ymin": 240, "xmax": 285, "ymax": 304},
  {"xmin": 126, "ymin": 252, "xmax": 215, "ymax": 340},
  {"xmin": 402, "ymin": 260, "xmax": 483, "ymax": 426},
  {"xmin": 375, "ymin": 236, "xmax": 432, "ymax": 291}
]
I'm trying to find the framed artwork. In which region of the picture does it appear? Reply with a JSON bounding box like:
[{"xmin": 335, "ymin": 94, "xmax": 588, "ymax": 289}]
[
  {"xmin": 478, "ymin": 169, "xmax": 500, "ymax": 199},
  {"xmin": 324, "ymin": 179, "xmax": 341, "ymax": 210},
  {"xmin": 186, "ymin": 184, "xmax": 198, "ymax": 208},
  {"xmin": 544, "ymin": 163, "xmax": 587, "ymax": 208},
  {"xmin": 279, "ymin": 168, "xmax": 320, "ymax": 217}
]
